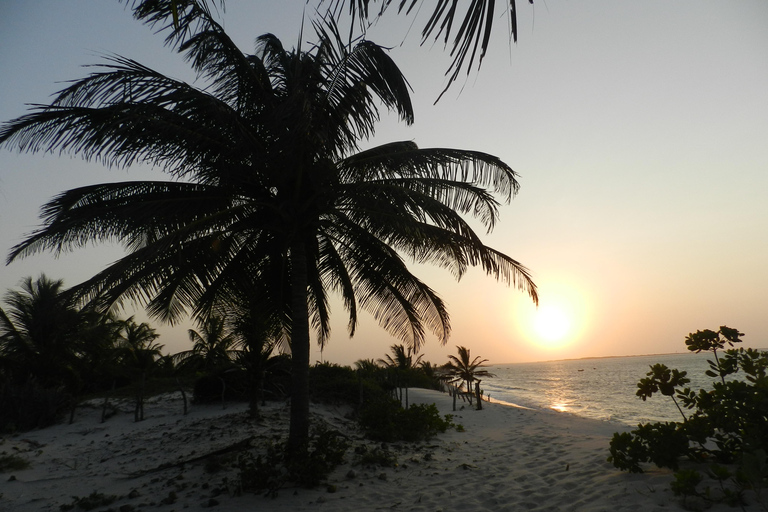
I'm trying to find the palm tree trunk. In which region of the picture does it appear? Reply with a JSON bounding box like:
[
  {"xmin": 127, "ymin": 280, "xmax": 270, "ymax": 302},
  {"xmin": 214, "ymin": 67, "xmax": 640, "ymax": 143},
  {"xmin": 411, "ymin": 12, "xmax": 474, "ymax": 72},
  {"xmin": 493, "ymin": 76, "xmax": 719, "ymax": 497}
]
[
  {"xmin": 288, "ymin": 240, "xmax": 311, "ymax": 453},
  {"xmin": 175, "ymin": 377, "xmax": 188, "ymax": 416}
]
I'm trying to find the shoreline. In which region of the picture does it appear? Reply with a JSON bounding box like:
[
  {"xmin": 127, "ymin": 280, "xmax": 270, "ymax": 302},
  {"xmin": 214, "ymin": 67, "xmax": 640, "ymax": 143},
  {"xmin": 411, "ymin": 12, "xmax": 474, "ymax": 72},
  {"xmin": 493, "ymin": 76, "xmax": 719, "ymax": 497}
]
[{"xmin": 1, "ymin": 389, "xmax": 760, "ymax": 511}]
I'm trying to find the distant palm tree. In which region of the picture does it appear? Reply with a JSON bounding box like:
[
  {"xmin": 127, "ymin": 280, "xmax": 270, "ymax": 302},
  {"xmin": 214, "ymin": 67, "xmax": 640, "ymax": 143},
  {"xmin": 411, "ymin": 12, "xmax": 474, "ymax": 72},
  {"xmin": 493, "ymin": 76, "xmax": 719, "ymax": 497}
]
[
  {"xmin": 442, "ymin": 345, "xmax": 495, "ymax": 396},
  {"xmin": 379, "ymin": 343, "xmax": 424, "ymax": 371},
  {"xmin": 173, "ymin": 315, "xmax": 240, "ymax": 373},
  {"xmin": 379, "ymin": 343, "xmax": 425, "ymax": 406},
  {"xmin": 0, "ymin": 275, "xmax": 82, "ymax": 390},
  {"xmin": 0, "ymin": 2, "xmax": 537, "ymax": 449},
  {"xmin": 116, "ymin": 316, "xmax": 162, "ymax": 421},
  {"xmin": 354, "ymin": 358, "xmax": 382, "ymax": 374}
]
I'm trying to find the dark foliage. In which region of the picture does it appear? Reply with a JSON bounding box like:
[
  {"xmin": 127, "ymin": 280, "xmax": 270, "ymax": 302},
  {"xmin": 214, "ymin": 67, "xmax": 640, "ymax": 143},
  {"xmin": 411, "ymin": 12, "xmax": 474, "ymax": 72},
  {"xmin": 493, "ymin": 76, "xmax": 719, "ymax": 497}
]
[
  {"xmin": 609, "ymin": 326, "xmax": 768, "ymax": 507},
  {"xmin": 308, "ymin": 363, "xmax": 361, "ymax": 405},
  {"xmin": 358, "ymin": 399, "xmax": 453, "ymax": 442},
  {"xmin": 0, "ymin": 381, "xmax": 71, "ymax": 432},
  {"xmin": 192, "ymin": 369, "xmax": 249, "ymax": 403},
  {"xmin": 237, "ymin": 425, "xmax": 349, "ymax": 497}
]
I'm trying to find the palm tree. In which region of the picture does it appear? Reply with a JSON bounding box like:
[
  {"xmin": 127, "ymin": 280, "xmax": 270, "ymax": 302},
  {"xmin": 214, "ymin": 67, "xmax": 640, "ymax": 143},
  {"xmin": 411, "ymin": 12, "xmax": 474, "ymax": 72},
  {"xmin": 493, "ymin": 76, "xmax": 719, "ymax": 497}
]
[
  {"xmin": 379, "ymin": 343, "xmax": 424, "ymax": 371},
  {"xmin": 379, "ymin": 343, "xmax": 424, "ymax": 406},
  {"xmin": 442, "ymin": 345, "xmax": 495, "ymax": 397},
  {"xmin": 0, "ymin": 275, "xmax": 83, "ymax": 390},
  {"xmin": 327, "ymin": 0, "xmax": 522, "ymax": 101},
  {"xmin": 116, "ymin": 316, "xmax": 162, "ymax": 421},
  {"xmin": 0, "ymin": 2, "xmax": 537, "ymax": 449},
  {"xmin": 173, "ymin": 315, "xmax": 240, "ymax": 373}
]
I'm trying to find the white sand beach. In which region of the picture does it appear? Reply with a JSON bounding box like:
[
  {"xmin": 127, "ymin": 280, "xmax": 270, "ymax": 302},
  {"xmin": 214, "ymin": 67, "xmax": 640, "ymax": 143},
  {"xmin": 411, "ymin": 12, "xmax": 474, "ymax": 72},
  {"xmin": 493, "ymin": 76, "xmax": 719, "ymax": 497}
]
[{"xmin": 1, "ymin": 389, "xmax": 762, "ymax": 512}]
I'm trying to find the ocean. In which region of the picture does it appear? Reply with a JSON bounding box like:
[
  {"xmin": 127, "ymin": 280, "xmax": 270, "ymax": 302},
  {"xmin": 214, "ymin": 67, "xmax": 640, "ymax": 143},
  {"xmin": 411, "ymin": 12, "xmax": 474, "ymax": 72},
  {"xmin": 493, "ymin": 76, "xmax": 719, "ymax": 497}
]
[{"xmin": 483, "ymin": 352, "xmax": 737, "ymax": 427}]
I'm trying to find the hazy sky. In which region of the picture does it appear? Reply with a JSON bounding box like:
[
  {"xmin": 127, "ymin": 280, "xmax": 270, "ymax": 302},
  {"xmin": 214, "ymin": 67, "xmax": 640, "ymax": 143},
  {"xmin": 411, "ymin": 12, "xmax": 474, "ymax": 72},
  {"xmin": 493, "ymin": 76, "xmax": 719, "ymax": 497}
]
[{"xmin": 1, "ymin": 1, "xmax": 767, "ymax": 366}]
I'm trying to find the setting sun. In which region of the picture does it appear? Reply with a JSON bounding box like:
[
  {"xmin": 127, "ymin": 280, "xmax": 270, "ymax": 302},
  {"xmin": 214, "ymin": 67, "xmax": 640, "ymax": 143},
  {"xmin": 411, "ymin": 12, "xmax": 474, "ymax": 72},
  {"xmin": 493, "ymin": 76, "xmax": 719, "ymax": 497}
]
[
  {"xmin": 508, "ymin": 279, "xmax": 589, "ymax": 355},
  {"xmin": 533, "ymin": 304, "xmax": 571, "ymax": 342}
]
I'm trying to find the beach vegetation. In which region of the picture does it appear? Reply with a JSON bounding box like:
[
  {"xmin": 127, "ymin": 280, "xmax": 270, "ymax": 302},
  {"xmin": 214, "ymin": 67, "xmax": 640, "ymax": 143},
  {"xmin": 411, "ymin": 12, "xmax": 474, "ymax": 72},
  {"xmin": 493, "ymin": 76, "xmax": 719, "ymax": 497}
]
[
  {"xmin": 359, "ymin": 399, "xmax": 454, "ymax": 442},
  {"xmin": 0, "ymin": 1, "xmax": 536, "ymax": 451},
  {"xmin": 237, "ymin": 425, "xmax": 349, "ymax": 497},
  {"xmin": 378, "ymin": 344, "xmax": 444, "ymax": 406},
  {"xmin": 59, "ymin": 491, "xmax": 117, "ymax": 511},
  {"xmin": 355, "ymin": 444, "xmax": 399, "ymax": 468},
  {"xmin": 441, "ymin": 346, "xmax": 495, "ymax": 409},
  {"xmin": 173, "ymin": 316, "xmax": 240, "ymax": 373},
  {"xmin": 0, "ymin": 453, "xmax": 30, "ymax": 472},
  {"xmin": 114, "ymin": 317, "xmax": 163, "ymax": 422},
  {"xmin": 608, "ymin": 326, "xmax": 768, "ymax": 509}
]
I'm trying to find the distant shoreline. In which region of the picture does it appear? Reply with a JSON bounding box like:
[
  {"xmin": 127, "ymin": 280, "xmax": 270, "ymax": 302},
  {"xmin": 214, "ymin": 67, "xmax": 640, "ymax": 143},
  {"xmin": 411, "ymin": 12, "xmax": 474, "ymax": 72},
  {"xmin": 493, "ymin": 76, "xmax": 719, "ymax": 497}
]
[{"xmin": 492, "ymin": 347, "xmax": 768, "ymax": 366}]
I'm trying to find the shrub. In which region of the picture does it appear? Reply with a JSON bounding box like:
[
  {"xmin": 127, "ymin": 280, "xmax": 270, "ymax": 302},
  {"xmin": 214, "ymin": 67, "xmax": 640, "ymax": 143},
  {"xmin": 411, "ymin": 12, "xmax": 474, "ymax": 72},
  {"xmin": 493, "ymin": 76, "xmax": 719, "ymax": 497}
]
[
  {"xmin": 609, "ymin": 326, "xmax": 768, "ymax": 508},
  {"xmin": 355, "ymin": 445, "xmax": 398, "ymax": 467},
  {"xmin": 308, "ymin": 363, "xmax": 360, "ymax": 404},
  {"xmin": 0, "ymin": 382, "xmax": 71, "ymax": 432},
  {"xmin": 359, "ymin": 399, "xmax": 454, "ymax": 442},
  {"xmin": 237, "ymin": 425, "xmax": 349, "ymax": 497},
  {"xmin": 59, "ymin": 492, "xmax": 117, "ymax": 511},
  {"xmin": 0, "ymin": 454, "xmax": 30, "ymax": 472}
]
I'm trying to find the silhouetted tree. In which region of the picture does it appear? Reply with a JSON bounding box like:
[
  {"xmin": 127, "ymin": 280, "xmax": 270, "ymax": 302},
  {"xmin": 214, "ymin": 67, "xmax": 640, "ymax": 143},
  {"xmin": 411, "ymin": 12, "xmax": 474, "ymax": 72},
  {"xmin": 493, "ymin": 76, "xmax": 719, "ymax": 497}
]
[
  {"xmin": 116, "ymin": 317, "xmax": 162, "ymax": 421},
  {"xmin": 442, "ymin": 345, "xmax": 495, "ymax": 395},
  {"xmin": 0, "ymin": 275, "xmax": 82, "ymax": 390},
  {"xmin": 0, "ymin": 3, "xmax": 537, "ymax": 449},
  {"xmin": 173, "ymin": 315, "xmax": 239, "ymax": 373}
]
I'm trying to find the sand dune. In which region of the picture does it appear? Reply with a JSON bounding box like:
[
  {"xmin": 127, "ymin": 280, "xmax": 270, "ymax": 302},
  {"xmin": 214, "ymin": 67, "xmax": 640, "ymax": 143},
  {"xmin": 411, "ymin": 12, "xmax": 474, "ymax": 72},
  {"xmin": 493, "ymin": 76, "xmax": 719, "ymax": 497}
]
[{"xmin": 1, "ymin": 389, "xmax": 762, "ymax": 511}]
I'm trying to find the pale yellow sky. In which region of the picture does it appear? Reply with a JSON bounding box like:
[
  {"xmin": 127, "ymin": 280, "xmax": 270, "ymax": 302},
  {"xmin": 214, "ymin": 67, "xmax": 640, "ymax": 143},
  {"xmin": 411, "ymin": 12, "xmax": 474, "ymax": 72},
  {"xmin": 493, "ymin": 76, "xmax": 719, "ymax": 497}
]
[{"xmin": 1, "ymin": 1, "xmax": 767, "ymax": 365}]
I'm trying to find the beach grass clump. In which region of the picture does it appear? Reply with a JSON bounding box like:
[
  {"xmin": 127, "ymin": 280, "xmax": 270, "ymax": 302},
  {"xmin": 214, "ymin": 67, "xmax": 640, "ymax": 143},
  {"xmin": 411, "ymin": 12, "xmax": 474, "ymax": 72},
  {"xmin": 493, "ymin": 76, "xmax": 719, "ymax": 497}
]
[
  {"xmin": 608, "ymin": 326, "xmax": 768, "ymax": 509},
  {"xmin": 0, "ymin": 453, "xmax": 30, "ymax": 472},
  {"xmin": 355, "ymin": 445, "xmax": 398, "ymax": 468}
]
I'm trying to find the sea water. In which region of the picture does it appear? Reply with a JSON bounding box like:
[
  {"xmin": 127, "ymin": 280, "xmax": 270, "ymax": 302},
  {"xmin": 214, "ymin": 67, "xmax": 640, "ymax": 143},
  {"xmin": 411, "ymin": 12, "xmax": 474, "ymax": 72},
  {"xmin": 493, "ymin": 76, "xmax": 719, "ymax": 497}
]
[{"xmin": 483, "ymin": 352, "xmax": 737, "ymax": 427}]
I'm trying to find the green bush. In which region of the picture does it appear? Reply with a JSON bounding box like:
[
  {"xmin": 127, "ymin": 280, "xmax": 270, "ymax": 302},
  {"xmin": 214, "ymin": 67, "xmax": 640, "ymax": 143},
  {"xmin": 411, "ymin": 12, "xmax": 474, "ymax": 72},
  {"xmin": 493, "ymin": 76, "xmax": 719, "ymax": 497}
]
[
  {"xmin": 308, "ymin": 363, "xmax": 360, "ymax": 404},
  {"xmin": 359, "ymin": 399, "xmax": 453, "ymax": 442},
  {"xmin": 609, "ymin": 326, "xmax": 768, "ymax": 508}
]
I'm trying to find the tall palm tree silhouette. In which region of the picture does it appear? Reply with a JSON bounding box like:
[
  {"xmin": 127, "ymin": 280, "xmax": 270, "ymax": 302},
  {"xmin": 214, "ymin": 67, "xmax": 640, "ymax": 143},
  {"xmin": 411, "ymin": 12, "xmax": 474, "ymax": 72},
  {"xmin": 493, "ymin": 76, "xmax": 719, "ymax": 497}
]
[{"xmin": 0, "ymin": 2, "xmax": 536, "ymax": 449}]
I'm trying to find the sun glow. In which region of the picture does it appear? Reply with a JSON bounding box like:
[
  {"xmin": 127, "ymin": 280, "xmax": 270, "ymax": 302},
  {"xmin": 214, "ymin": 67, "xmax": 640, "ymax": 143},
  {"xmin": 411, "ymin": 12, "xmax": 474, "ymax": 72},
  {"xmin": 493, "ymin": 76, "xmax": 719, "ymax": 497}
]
[
  {"xmin": 533, "ymin": 304, "xmax": 571, "ymax": 342},
  {"xmin": 511, "ymin": 280, "xmax": 588, "ymax": 353}
]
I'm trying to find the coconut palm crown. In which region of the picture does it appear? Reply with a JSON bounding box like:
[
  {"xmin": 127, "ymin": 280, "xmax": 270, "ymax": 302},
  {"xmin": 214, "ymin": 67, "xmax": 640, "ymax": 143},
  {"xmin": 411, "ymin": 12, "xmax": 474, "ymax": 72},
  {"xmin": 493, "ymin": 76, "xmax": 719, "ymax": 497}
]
[{"xmin": 0, "ymin": 0, "xmax": 536, "ymax": 448}]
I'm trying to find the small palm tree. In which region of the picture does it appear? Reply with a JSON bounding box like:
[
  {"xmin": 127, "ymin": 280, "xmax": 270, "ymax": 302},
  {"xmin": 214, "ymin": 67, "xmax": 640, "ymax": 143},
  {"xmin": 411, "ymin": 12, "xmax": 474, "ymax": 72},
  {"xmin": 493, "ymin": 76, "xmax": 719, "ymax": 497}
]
[
  {"xmin": 379, "ymin": 343, "xmax": 425, "ymax": 406},
  {"xmin": 442, "ymin": 345, "xmax": 495, "ymax": 396},
  {"xmin": 228, "ymin": 303, "xmax": 285, "ymax": 419},
  {"xmin": 379, "ymin": 344, "xmax": 424, "ymax": 371},
  {"xmin": 116, "ymin": 316, "xmax": 162, "ymax": 421},
  {"xmin": 173, "ymin": 315, "xmax": 239, "ymax": 373},
  {"xmin": 354, "ymin": 358, "xmax": 381, "ymax": 374},
  {"xmin": 0, "ymin": 275, "xmax": 82, "ymax": 389}
]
